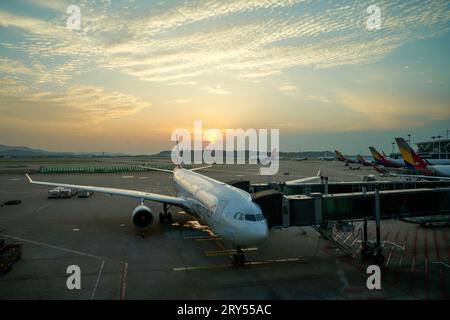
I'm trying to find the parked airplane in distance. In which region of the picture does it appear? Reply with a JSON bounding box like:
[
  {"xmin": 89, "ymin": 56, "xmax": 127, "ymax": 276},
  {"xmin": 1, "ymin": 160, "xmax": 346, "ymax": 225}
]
[
  {"xmin": 369, "ymin": 147, "xmax": 404, "ymax": 168},
  {"xmin": 356, "ymin": 155, "xmax": 373, "ymax": 167},
  {"xmin": 319, "ymin": 156, "xmax": 335, "ymax": 161},
  {"xmin": 396, "ymin": 138, "xmax": 450, "ymax": 178},
  {"xmin": 334, "ymin": 150, "xmax": 359, "ymax": 164}
]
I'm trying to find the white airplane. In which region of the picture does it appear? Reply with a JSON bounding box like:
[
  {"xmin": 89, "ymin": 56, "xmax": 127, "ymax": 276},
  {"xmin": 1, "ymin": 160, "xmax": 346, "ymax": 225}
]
[
  {"xmin": 26, "ymin": 165, "xmax": 270, "ymax": 266},
  {"xmin": 249, "ymin": 148, "xmax": 277, "ymax": 165}
]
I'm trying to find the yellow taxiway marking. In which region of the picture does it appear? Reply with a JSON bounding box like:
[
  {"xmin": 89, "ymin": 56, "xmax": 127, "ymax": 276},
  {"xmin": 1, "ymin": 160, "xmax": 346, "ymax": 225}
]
[
  {"xmin": 173, "ymin": 264, "xmax": 231, "ymax": 272},
  {"xmin": 183, "ymin": 236, "xmax": 222, "ymax": 241},
  {"xmin": 172, "ymin": 257, "xmax": 308, "ymax": 272},
  {"xmin": 204, "ymin": 247, "xmax": 258, "ymax": 257}
]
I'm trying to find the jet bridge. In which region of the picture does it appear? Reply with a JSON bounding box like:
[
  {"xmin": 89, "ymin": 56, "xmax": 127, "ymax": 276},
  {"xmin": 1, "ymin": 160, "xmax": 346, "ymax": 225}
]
[
  {"xmin": 250, "ymin": 180, "xmax": 450, "ymax": 195},
  {"xmin": 250, "ymin": 185, "xmax": 450, "ymax": 265}
]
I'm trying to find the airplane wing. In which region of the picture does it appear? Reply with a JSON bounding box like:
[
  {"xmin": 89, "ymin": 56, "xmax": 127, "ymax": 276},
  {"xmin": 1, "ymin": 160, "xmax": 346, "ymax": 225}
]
[
  {"xmin": 139, "ymin": 164, "xmax": 212, "ymax": 172},
  {"xmin": 285, "ymin": 170, "xmax": 322, "ymax": 185},
  {"xmin": 138, "ymin": 165, "xmax": 174, "ymax": 173},
  {"xmin": 190, "ymin": 165, "xmax": 212, "ymax": 172},
  {"xmin": 25, "ymin": 174, "xmax": 186, "ymax": 207}
]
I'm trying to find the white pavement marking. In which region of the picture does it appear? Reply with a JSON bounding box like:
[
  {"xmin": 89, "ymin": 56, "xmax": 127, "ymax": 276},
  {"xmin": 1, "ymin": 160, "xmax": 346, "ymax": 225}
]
[
  {"xmin": 90, "ymin": 260, "xmax": 106, "ymax": 300},
  {"xmin": 4, "ymin": 235, "xmax": 107, "ymax": 261},
  {"xmin": 432, "ymin": 261, "xmax": 450, "ymax": 269},
  {"xmin": 120, "ymin": 261, "xmax": 128, "ymax": 300},
  {"xmin": 35, "ymin": 203, "xmax": 50, "ymax": 213}
]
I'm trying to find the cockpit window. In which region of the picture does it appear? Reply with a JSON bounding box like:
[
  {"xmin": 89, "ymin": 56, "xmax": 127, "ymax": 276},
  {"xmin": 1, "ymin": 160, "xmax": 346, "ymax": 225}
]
[
  {"xmin": 244, "ymin": 214, "xmax": 265, "ymax": 222},
  {"xmin": 234, "ymin": 212, "xmax": 265, "ymax": 222},
  {"xmin": 245, "ymin": 214, "xmax": 256, "ymax": 221},
  {"xmin": 233, "ymin": 212, "xmax": 245, "ymax": 220}
]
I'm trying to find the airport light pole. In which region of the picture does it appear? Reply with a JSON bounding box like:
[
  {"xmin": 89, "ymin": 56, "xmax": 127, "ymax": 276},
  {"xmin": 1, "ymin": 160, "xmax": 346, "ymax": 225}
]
[
  {"xmin": 447, "ymin": 130, "xmax": 450, "ymax": 159},
  {"xmin": 437, "ymin": 135, "xmax": 442, "ymax": 159},
  {"xmin": 407, "ymin": 134, "xmax": 411, "ymax": 145},
  {"xmin": 431, "ymin": 136, "xmax": 436, "ymax": 156},
  {"xmin": 392, "ymin": 142, "xmax": 395, "ymax": 155}
]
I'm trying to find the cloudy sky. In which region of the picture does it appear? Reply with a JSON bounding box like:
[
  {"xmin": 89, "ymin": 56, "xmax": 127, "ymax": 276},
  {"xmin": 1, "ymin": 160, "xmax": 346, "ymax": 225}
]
[{"xmin": 0, "ymin": 0, "xmax": 449, "ymax": 155}]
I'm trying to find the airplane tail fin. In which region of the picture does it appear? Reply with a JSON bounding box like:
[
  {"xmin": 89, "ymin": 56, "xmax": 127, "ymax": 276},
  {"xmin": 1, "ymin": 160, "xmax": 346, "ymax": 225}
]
[
  {"xmin": 356, "ymin": 155, "xmax": 367, "ymax": 165},
  {"xmin": 395, "ymin": 138, "xmax": 428, "ymax": 170},
  {"xmin": 369, "ymin": 147, "xmax": 384, "ymax": 161},
  {"xmin": 356, "ymin": 155, "xmax": 363, "ymax": 163},
  {"xmin": 334, "ymin": 150, "xmax": 345, "ymax": 161}
]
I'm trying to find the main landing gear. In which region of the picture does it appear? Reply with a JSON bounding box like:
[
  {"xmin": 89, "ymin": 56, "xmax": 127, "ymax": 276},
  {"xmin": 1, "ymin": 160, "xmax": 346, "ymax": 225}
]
[
  {"xmin": 159, "ymin": 204, "xmax": 173, "ymax": 225},
  {"xmin": 232, "ymin": 246, "xmax": 246, "ymax": 267}
]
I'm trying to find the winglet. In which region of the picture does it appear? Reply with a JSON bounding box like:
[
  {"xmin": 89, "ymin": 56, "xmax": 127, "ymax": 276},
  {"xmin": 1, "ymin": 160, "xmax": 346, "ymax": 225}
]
[
  {"xmin": 316, "ymin": 170, "xmax": 321, "ymax": 177},
  {"xmin": 25, "ymin": 173, "xmax": 33, "ymax": 183}
]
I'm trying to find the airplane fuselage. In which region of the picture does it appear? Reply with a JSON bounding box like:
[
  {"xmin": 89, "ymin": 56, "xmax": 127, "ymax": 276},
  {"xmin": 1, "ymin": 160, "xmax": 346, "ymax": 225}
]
[
  {"xmin": 429, "ymin": 165, "xmax": 450, "ymax": 177},
  {"xmin": 172, "ymin": 168, "xmax": 269, "ymax": 246}
]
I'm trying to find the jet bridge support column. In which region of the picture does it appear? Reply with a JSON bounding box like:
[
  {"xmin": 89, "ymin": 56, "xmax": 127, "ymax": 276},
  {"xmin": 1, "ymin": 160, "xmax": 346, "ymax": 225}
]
[
  {"xmin": 282, "ymin": 196, "xmax": 290, "ymax": 228},
  {"xmin": 361, "ymin": 189, "xmax": 384, "ymax": 265},
  {"xmin": 375, "ymin": 189, "xmax": 381, "ymax": 248},
  {"xmin": 363, "ymin": 219, "xmax": 368, "ymax": 247}
]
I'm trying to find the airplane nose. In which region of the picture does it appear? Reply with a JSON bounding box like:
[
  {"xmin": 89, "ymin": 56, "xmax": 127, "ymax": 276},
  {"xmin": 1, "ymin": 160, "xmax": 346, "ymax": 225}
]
[{"xmin": 252, "ymin": 222, "xmax": 269, "ymax": 244}]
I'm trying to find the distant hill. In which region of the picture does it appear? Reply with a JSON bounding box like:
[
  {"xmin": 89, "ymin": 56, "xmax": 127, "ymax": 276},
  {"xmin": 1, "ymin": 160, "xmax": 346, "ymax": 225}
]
[
  {"xmin": 0, "ymin": 144, "xmax": 52, "ymax": 157},
  {"xmin": 0, "ymin": 144, "xmax": 127, "ymax": 157},
  {"xmin": 0, "ymin": 143, "xmax": 333, "ymax": 159},
  {"xmin": 151, "ymin": 150, "xmax": 334, "ymax": 159},
  {"xmin": 281, "ymin": 151, "xmax": 335, "ymax": 159}
]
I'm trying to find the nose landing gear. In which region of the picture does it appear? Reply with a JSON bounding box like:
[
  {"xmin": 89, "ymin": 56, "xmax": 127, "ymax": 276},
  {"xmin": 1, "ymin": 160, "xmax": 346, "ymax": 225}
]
[{"xmin": 232, "ymin": 246, "xmax": 246, "ymax": 267}]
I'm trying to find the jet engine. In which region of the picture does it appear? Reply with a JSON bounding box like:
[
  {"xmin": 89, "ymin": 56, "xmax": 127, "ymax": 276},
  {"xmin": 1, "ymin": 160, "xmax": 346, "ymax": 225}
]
[{"xmin": 131, "ymin": 205, "xmax": 155, "ymax": 231}]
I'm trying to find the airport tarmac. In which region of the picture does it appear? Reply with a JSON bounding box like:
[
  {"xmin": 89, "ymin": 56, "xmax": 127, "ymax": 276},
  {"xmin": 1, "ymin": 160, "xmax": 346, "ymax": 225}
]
[{"xmin": 0, "ymin": 160, "xmax": 449, "ymax": 299}]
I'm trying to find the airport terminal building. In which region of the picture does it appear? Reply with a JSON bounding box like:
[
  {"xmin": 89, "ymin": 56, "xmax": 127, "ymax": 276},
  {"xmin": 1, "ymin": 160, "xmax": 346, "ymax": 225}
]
[{"xmin": 416, "ymin": 138, "xmax": 450, "ymax": 159}]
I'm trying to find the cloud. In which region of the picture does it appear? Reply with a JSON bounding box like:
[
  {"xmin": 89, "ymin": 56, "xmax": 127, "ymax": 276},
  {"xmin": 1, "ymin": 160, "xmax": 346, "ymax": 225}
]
[
  {"xmin": 278, "ymin": 83, "xmax": 298, "ymax": 93},
  {"xmin": 0, "ymin": 85, "xmax": 151, "ymax": 124},
  {"xmin": 335, "ymin": 91, "xmax": 450, "ymax": 129},
  {"xmin": 164, "ymin": 98, "xmax": 190, "ymax": 104},
  {"xmin": 1, "ymin": 0, "xmax": 448, "ymax": 86},
  {"xmin": 203, "ymin": 84, "xmax": 231, "ymax": 95},
  {"xmin": 0, "ymin": 57, "xmax": 35, "ymax": 75}
]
